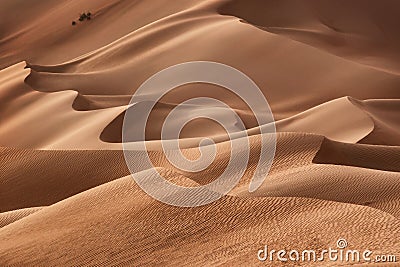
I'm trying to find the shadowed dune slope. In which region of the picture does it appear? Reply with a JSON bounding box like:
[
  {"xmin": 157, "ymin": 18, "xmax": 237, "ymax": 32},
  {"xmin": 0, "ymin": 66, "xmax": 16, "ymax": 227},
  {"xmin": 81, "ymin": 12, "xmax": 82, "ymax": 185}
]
[
  {"xmin": 0, "ymin": 62, "xmax": 126, "ymax": 150},
  {"xmin": 0, "ymin": 146, "xmax": 129, "ymax": 212},
  {"xmin": 314, "ymin": 138, "xmax": 400, "ymax": 172},
  {"xmin": 0, "ymin": 207, "xmax": 44, "ymax": 228},
  {"xmin": 219, "ymin": 0, "xmax": 400, "ymax": 74}
]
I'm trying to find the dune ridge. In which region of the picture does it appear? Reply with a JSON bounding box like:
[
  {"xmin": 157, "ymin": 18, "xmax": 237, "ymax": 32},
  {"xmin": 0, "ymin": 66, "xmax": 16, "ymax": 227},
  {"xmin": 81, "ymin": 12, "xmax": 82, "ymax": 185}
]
[{"xmin": 0, "ymin": 61, "xmax": 393, "ymax": 149}]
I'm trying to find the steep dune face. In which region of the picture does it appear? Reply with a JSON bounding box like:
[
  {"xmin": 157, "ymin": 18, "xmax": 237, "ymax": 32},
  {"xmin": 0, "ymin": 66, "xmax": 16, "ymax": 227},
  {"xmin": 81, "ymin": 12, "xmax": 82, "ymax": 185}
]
[
  {"xmin": 220, "ymin": 0, "xmax": 400, "ymax": 74},
  {"xmin": 1, "ymin": 0, "xmax": 400, "ymax": 266},
  {"xmin": 354, "ymin": 99, "xmax": 400, "ymax": 145},
  {"xmin": 276, "ymin": 97, "xmax": 374, "ymax": 143},
  {"xmin": 0, "ymin": 63, "xmax": 126, "ymax": 149}
]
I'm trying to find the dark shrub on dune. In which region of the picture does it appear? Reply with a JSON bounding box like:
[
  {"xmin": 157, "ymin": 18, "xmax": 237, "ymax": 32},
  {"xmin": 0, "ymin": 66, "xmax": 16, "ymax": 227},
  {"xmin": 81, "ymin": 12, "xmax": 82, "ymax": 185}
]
[
  {"xmin": 77, "ymin": 12, "xmax": 92, "ymax": 22},
  {"xmin": 79, "ymin": 13, "xmax": 87, "ymax": 21}
]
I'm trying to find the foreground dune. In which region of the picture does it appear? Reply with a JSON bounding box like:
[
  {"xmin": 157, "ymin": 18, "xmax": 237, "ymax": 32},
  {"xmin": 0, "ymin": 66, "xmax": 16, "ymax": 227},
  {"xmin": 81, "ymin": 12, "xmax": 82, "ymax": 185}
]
[
  {"xmin": 1, "ymin": 133, "xmax": 400, "ymax": 265},
  {"xmin": 1, "ymin": 175, "xmax": 399, "ymax": 266},
  {"xmin": 0, "ymin": 0, "xmax": 399, "ymax": 266}
]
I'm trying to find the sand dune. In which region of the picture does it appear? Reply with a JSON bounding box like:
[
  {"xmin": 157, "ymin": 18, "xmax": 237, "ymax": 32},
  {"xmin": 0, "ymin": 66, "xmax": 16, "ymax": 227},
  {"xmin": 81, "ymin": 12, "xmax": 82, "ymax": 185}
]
[
  {"xmin": 0, "ymin": 0, "xmax": 203, "ymax": 69},
  {"xmin": 0, "ymin": 207, "xmax": 43, "ymax": 228},
  {"xmin": 220, "ymin": 0, "xmax": 400, "ymax": 74},
  {"xmin": 0, "ymin": 62, "xmax": 386, "ymax": 148},
  {"xmin": 354, "ymin": 98, "xmax": 400, "ymax": 146},
  {"xmin": 8, "ymin": 0, "xmax": 399, "ymax": 119},
  {"xmin": 0, "ymin": 0, "xmax": 399, "ymax": 266},
  {"xmin": 275, "ymin": 97, "xmax": 374, "ymax": 143},
  {"xmin": 1, "ymin": 174, "xmax": 399, "ymax": 266},
  {"xmin": 0, "ymin": 62, "xmax": 126, "ymax": 149}
]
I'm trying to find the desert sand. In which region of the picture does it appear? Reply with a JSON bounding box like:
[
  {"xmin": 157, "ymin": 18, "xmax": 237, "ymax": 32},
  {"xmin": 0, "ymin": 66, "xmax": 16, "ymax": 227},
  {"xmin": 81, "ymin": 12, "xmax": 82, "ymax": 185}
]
[{"xmin": 0, "ymin": 0, "xmax": 399, "ymax": 266}]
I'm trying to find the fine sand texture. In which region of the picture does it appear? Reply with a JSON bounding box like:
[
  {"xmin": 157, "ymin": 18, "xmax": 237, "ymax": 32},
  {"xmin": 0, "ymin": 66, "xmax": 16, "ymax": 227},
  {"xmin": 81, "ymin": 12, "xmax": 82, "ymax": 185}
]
[{"xmin": 1, "ymin": 1, "xmax": 400, "ymax": 266}]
